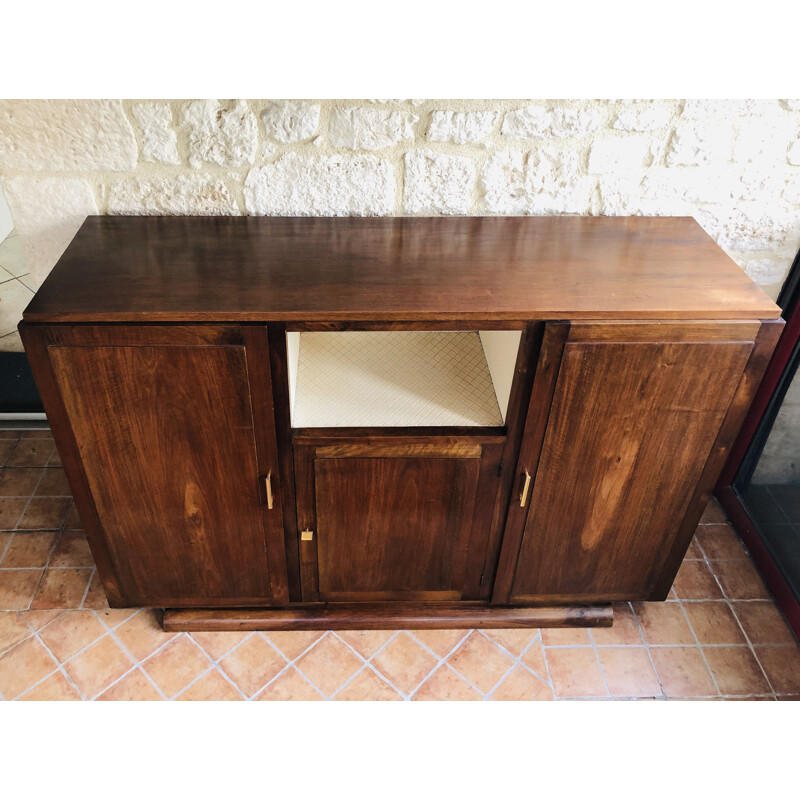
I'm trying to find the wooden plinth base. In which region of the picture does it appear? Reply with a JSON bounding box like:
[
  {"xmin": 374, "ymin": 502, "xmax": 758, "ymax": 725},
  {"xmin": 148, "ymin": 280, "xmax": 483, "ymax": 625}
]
[{"xmin": 162, "ymin": 603, "xmax": 613, "ymax": 632}]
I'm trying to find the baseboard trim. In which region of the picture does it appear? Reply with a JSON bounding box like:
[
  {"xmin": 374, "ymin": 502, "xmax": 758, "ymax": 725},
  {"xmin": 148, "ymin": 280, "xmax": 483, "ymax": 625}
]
[{"xmin": 162, "ymin": 603, "xmax": 613, "ymax": 632}]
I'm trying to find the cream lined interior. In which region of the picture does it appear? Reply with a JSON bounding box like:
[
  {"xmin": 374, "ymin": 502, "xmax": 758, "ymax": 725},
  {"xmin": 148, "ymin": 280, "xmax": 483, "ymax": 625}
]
[{"xmin": 289, "ymin": 330, "xmax": 520, "ymax": 428}]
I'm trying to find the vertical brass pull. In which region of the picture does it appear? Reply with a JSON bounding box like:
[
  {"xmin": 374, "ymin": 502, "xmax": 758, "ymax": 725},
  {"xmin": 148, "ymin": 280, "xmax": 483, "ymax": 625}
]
[
  {"xmin": 265, "ymin": 472, "xmax": 274, "ymax": 510},
  {"xmin": 519, "ymin": 470, "xmax": 531, "ymax": 507}
]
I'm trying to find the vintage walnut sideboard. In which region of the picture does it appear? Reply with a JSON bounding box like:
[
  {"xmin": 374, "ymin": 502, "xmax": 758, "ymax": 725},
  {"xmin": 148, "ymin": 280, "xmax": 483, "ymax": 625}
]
[{"xmin": 19, "ymin": 216, "xmax": 783, "ymax": 632}]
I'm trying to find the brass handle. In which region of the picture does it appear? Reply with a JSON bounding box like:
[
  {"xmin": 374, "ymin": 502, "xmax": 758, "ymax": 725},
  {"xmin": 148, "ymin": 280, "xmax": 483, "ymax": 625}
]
[
  {"xmin": 519, "ymin": 470, "xmax": 531, "ymax": 507},
  {"xmin": 301, "ymin": 529, "xmax": 314, "ymax": 541},
  {"xmin": 265, "ymin": 473, "xmax": 274, "ymax": 510}
]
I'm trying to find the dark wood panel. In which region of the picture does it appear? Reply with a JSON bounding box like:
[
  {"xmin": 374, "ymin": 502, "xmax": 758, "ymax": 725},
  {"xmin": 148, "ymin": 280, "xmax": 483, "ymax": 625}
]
[
  {"xmin": 163, "ymin": 603, "xmax": 613, "ymax": 631},
  {"xmin": 509, "ymin": 331, "xmax": 755, "ymax": 603},
  {"xmin": 314, "ymin": 457, "xmax": 480, "ymax": 601},
  {"xmin": 267, "ymin": 322, "xmax": 302, "ymax": 601},
  {"xmin": 23, "ymin": 216, "xmax": 779, "ymax": 322},
  {"xmin": 40, "ymin": 324, "xmax": 243, "ymax": 347},
  {"xmin": 48, "ymin": 340, "xmax": 273, "ymax": 606},
  {"xmin": 242, "ymin": 325, "xmax": 290, "ymax": 605},
  {"xmin": 286, "ymin": 320, "xmax": 527, "ymax": 331},
  {"xmin": 292, "ymin": 427, "xmax": 505, "ymax": 443},
  {"xmin": 18, "ymin": 323, "xmax": 127, "ymax": 606},
  {"xmin": 492, "ymin": 323, "xmax": 569, "ymax": 603},
  {"xmin": 650, "ymin": 318, "xmax": 785, "ymax": 596}
]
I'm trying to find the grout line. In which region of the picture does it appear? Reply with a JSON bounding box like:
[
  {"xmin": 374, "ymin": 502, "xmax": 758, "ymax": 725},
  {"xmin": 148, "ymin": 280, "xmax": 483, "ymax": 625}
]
[
  {"xmin": 696, "ymin": 532, "xmax": 779, "ymax": 699},
  {"xmin": 630, "ymin": 603, "xmax": 668, "ymax": 699},
  {"xmin": 78, "ymin": 566, "xmax": 96, "ymax": 608},
  {"xmin": 404, "ymin": 629, "xmax": 475, "ymax": 700}
]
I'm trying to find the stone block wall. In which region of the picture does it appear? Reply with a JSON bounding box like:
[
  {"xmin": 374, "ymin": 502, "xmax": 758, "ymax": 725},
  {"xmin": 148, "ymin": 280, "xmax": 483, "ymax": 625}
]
[{"xmin": 1, "ymin": 99, "xmax": 799, "ymax": 353}]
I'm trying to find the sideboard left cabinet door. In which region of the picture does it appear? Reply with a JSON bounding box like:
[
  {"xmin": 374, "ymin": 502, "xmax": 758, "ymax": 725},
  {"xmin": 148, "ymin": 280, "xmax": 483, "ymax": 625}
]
[
  {"xmin": 498, "ymin": 320, "xmax": 776, "ymax": 605},
  {"xmin": 21, "ymin": 324, "xmax": 288, "ymax": 608}
]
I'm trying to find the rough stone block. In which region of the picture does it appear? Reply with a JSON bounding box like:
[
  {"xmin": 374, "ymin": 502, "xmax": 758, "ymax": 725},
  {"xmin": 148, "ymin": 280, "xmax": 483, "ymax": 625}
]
[
  {"xmin": 482, "ymin": 150, "xmax": 591, "ymax": 214},
  {"xmin": 0, "ymin": 100, "xmax": 137, "ymax": 171},
  {"xmin": 132, "ymin": 102, "xmax": 181, "ymax": 164},
  {"xmin": 328, "ymin": 107, "xmax": 417, "ymax": 150},
  {"xmin": 243, "ymin": 153, "xmax": 395, "ymax": 215},
  {"xmin": 261, "ymin": 101, "xmax": 321, "ymax": 143},
  {"xmin": 588, "ymin": 137, "xmax": 651, "ymax": 172},
  {"xmin": 612, "ymin": 102, "xmax": 673, "ymax": 131},
  {"xmin": 108, "ymin": 174, "xmax": 238, "ymax": 215},
  {"xmin": 666, "ymin": 120, "xmax": 736, "ymax": 166},
  {"xmin": 181, "ymin": 100, "xmax": 257, "ymax": 166},
  {"xmin": 403, "ymin": 150, "xmax": 475, "ymax": 214},
  {"xmin": 501, "ymin": 105, "xmax": 600, "ymax": 139},
  {"xmin": 427, "ymin": 111, "xmax": 499, "ymax": 143}
]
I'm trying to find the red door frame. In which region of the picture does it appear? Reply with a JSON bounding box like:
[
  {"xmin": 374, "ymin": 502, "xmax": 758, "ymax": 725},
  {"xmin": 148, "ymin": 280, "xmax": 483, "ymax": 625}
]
[{"xmin": 716, "ymin": 276, "xmax": 800, "ymax": 639}]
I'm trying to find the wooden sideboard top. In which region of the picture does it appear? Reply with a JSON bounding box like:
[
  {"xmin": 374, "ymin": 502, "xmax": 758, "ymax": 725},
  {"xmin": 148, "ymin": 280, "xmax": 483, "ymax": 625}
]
[{"xmin": 23, "ymin": 215, "xmax": 780, "ymax": 322}]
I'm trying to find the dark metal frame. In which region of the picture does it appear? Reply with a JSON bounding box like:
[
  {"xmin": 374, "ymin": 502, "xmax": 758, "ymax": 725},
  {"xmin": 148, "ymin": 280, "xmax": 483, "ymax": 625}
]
[{"xmin": 716, "ymin": 247, "xmax": 800, "ymax": 639}]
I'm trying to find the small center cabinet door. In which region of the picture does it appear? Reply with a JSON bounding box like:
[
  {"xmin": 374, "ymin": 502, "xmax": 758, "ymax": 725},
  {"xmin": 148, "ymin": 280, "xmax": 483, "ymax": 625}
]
[
  {"xmin": 294, "ymin": 441, "xmax": 502, "ymax": 602},
  {"xmin": 30, "ymin": 324, "xmax": 288, "ymax": 608}
]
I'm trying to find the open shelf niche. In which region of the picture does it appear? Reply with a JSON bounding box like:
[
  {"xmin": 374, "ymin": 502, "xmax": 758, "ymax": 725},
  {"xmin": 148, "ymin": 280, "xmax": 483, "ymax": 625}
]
[{"xmin": 287, "ymin": 330, "xmax": 521, "ymax": 428}]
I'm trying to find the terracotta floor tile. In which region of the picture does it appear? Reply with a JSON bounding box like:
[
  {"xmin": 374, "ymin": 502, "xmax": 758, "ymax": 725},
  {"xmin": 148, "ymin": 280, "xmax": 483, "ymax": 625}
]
[
  {"xmin": 256, "ymin": 667, "xmax": 324, "ymax": 700},
  {"xmin": 684, "ymin": 602, "xmax": 746, "ymax": 645},
  {"xmin": 407, "ymin": 628, "xmax": 468, "ymax": 657},
  {"xmin": 733, "ymin": 601, "xmax": 797, "ymax": 645},
  {"xmin": 546, "ymin": 648, "xmax": 607, "ymax": 698},
  {"xmin": 542, "ymin": 627, "xmax": 593, "ymax": 646},
  {"xmin": 21, "ymin": 609, "xmax": 64, "ymax": 630},
  {"xmin": 335, "ymin": 629, "xmax": 394, "ymax": 659},
  {"xmin": 144, "ymin": 636, "xmax": 212, "ymax": 698},
  {"xmin": 264, "ymin": 630, "xmax": 325, "ymax": 660},
  {"xmin": 97, "ymin": 668, "xmax": 163, "ymax": 701},
  {"xmin": 31, "ymin": 568, "xmax": 92, "ymax": 609},
  {"xmin": 700, "ymin": 498, "xmax": 728, "ymax": 524},
  {"xmin": 490, "ymin": 665, "xmax": 553, "ymax": 700},
  {"xmin": 0, "ymin": 637, "xmax": 58, "ymax": 698},
  {"xmin": 218, "ymin": 634, "xmax": 286, "ymax": 697},
  {"xmin": 94, "ymin": 608, "xmax": 138, "ymax": 630},
  {"xmin": 18, "ymin": 670, "xmax": 81, "ymax": 700},
  {"xmin": 82, "ymin": 573, "xmax": 108, "ymax": 609},
  {"xmin": 64, "ymin": 635, "xmax": 134, "ymax": 698},
  {"xmin": 649, "ymin": 647, "xmax": 717, "ymax": 697},
  {"xmin": 1, "ymin": 532, "xmax": 57, "ymax": 568},
  {"xmin": 176, "ymin": 669, "xmax": 243, "ymax": 701},
  {"xmin": 597, "ymin": 647, "xmax": 662, "ymax": 697},
  {"xmin": 49, "ymin": 531, "xmax": 94, "ymax": 568},
  {"xmin": 48, "ymin": 450, "xmax": 63, "ymax": 467},
  {"xmin": 633, "ymin": 603, "xmax": 695, "ymax": 646},
  {"xmin": 34, "ymin": 468, "xmax": 71, "ymax": 497},
  {"xmin": 591, "ymin": 604, "xmax": 643, "ymax": 646},
  {"xmin": 0, "ymin": 498, "xmax": 27, "ymax": 530},
  {"xmin": 696, "ymin": 524, "xmax": 748, "ymax": 560},
  {"xmin": 370, "ymin": 632, "xmax": 438, "ymax": 695},
  {"xmin": 0, "ymin": 569, "xmax": 42, "ymax": 609},
  {"xmin": 20, "ymin": 430, "xmax": 54, "ymax": 439},
  {"xmin": 520, "ymin": 639, "xmax": 549, "ymax": 680},
  {"xmin": 0, "ymin": 467, "xmax": 43, "ymax": 497},
  {"xmin": 483, "ymin": 628, "xmax": 540, "ymax": 656},
  {"xmin": 190, "ymin": 630, "xmax": 253, "ymax": 661},
  {"xmin": 0, "ymin": 532, "xmax": 9, "ymax": 557},
  {"xmin": 114, "ymin": 610, "xmax": 176, "ymax": 661},
  {"xmin": 672, "ymin": 560, "xmax": 723, "ymax": 600},
  {"xmin": 703, "ymin": 647, "xmax": 772, "ymax": 696},
  {"xmin": 0, "ymin": 440, "xmax": 16, "ymax": 467},
  {"xmin": 447, "ymin": 631, "xmax": 514, "ymax": 694},
  {"xmin": 685, "ymin": 538, "xmax": 704, "ymax": 560},
  {"xmin": 17, "ymin": 497, "xmax": 70, "ymax": 531},
  {"xmin": 412, "ymin": 665, "xmax": 481, "ymax": 700},
  {"xmin": 713, "ymin": 560, "xmax": 770, "ymax": 600},
  {"xmin": 334, "ymin": 667, "xmax": 402, "ymax": 700},
  {"xmin": 0, "ymin": 611, "xmax": 30, "ymax": 653},
  {"xmin": 755, "ymin": 645, "xmax": 800, "ymax": 694},
  {"xmin": 5, "ymin": 439, "xmax": 55, "ymax": 468},
  {"xmin": 39, "ymin": 610, "xmax": 107, "ymax": 662},
  {"xmin": 295, "ymin": 633, "xmax": 363, "ymax": 696}
]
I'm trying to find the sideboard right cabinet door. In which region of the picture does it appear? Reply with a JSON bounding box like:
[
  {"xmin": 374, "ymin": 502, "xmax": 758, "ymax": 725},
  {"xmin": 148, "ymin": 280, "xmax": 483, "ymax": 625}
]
[{"xmin": 505, "ymin": 321, "xmax": 764, "ymax": 604}]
